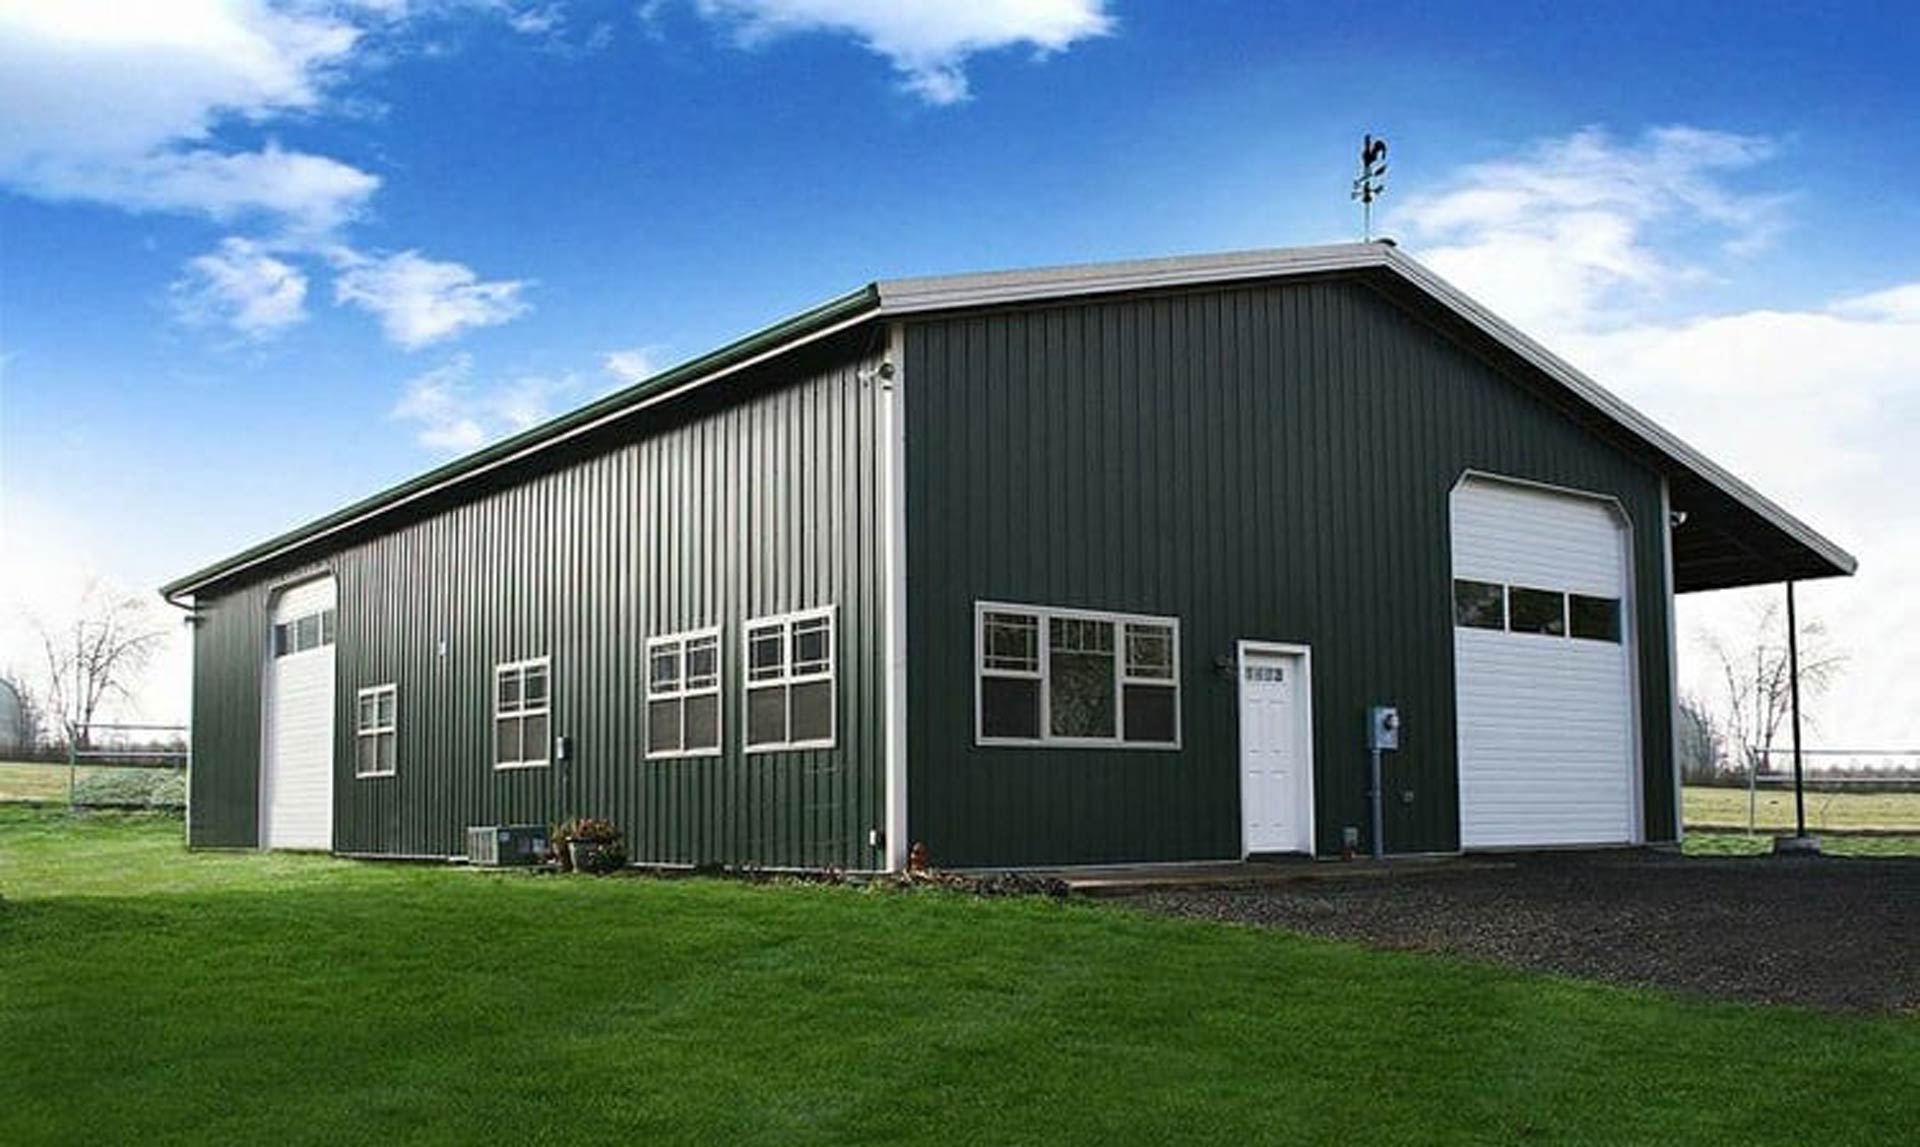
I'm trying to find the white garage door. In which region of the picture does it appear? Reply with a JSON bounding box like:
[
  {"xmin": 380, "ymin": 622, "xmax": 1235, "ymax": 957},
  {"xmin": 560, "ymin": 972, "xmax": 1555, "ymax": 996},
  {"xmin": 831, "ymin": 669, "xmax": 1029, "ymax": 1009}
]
[
  {"xmin": 1451, "ymin": 477, "xmax": 1637, "ymax": 848},
  {"xmin": 263, "ymin": 577, "xmax": 336, "ymax": 851}
]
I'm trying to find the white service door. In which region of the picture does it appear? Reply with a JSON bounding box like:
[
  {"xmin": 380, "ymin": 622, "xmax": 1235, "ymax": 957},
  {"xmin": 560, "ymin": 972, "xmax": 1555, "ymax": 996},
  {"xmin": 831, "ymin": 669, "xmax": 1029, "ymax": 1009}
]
[
  {"xmin": 263, "ymin": 577, "xmax": 336, "ymax": 851},
  {"xmin": 1452, "ymin": 478, "xmax": 1636, "ymax": 849},
  {"xmin": 1240, "ymin": 650, "xmax": 1311, "ymax": 854}
]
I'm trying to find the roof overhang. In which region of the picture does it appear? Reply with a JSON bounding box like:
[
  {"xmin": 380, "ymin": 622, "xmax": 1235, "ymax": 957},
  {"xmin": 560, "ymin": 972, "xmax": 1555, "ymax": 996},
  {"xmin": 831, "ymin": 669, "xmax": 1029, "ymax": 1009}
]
[{"xmin": 164, "ymin": 243, "xmax": 1854, "ymax": 601}]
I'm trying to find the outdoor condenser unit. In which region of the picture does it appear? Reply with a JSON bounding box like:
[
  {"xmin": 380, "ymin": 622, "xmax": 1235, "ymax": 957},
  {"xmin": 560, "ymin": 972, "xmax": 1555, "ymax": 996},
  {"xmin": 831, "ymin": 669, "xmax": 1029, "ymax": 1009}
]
[{"xmin": 466, "ymin": 825, "xmax": 550, "ymax": 867}]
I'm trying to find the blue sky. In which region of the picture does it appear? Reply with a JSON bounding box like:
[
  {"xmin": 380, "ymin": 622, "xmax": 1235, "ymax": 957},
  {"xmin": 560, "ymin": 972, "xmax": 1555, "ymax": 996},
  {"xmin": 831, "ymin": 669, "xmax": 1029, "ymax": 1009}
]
[{"xmin": 2, "ymin": 1, "xmax": 1917, "ymax": 749}]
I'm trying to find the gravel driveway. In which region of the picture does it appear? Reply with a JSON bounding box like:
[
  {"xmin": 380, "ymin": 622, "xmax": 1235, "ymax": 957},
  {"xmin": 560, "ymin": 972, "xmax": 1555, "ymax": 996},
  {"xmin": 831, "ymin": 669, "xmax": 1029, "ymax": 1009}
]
[{"xmin": 1122, "ymin": 851, "xmax": 1918, "ymax": 1012}]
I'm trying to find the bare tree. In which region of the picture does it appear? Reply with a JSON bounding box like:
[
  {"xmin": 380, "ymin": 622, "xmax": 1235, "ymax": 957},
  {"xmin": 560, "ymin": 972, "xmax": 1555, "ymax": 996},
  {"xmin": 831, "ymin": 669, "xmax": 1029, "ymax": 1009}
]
[
  {"xmin": 1675, "ymin": 692, "xmax": 1723, "ymax": 785},
  {"xmin": 34, "ymin": 582, "xmax": 169, "ymax": 749},
  {"xmin": 1699, "ymin": 598, "xmax": 1845, "ymax": 828}
]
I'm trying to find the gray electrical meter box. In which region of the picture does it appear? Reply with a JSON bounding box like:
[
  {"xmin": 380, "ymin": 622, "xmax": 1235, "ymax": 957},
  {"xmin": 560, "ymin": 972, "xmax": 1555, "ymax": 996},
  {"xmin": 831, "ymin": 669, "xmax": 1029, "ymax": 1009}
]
[{"xmin": 1368, "ymin": 706, "xmax": 1401, "ymax": 752}]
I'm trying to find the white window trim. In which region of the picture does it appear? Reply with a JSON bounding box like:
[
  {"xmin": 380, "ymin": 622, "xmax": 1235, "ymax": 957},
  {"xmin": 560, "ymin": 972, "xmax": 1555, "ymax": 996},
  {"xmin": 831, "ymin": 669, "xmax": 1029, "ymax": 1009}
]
[
  {"xmin": 742, "ymin": 605, "xmax": 837, "ymax": 754},
  {"xmin": 493, "ymin": 656, "xmax": 552, "ymax": 770},
  {"xmin": 974, "ymin": 601, "xmax": 1182, "ymax": 750},
  {"xmin": 354, "ymin": 683, "xmax": 397, "ymax": 779},
  {"xmin": 646, "ymin": 626, "xmax": 724, "ymax": 760}
]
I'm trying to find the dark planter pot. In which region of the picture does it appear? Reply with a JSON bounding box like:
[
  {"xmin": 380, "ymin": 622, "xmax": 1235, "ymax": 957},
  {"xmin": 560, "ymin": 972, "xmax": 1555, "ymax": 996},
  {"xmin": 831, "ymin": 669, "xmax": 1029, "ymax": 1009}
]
[{"xmin": 568, "ymin": 839, "xmax": 624, "ymax": 874}]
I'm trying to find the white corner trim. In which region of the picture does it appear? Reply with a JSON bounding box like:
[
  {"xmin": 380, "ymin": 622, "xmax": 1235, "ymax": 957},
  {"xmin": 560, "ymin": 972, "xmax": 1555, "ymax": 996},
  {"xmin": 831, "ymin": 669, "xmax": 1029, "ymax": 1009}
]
[{"xmin": 882, "ymin": 322, "xmax": 909, "ymax": 873}]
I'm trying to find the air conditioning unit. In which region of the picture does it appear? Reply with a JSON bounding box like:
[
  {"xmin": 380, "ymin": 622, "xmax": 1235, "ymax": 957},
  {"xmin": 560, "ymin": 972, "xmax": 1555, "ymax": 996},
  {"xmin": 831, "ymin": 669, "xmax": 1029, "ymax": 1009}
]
[{"xmin": 467, "ymin": 824, "xmax": 550, "ymax": 867}]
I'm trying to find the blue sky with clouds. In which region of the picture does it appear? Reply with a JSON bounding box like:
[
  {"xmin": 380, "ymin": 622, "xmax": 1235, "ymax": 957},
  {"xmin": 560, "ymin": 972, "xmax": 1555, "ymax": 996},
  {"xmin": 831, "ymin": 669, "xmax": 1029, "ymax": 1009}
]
[{"xmin": 2, "ymin": 1, "xmax": 1916, "ymax": 748}]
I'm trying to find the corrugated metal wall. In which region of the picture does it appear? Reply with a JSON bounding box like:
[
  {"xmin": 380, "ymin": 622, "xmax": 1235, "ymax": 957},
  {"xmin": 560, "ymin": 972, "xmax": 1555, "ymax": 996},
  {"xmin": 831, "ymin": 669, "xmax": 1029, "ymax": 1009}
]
[
  {"xmin": 903, "ymin": 277, "xmax": 1676, "ymax": 865},
  {"xmin": 187, "ymin": 579, "xmax": 274, "ymax": 847},
  {"xmin": 187, "ymin": 334, "xmax": 891, "ymax": 868}
]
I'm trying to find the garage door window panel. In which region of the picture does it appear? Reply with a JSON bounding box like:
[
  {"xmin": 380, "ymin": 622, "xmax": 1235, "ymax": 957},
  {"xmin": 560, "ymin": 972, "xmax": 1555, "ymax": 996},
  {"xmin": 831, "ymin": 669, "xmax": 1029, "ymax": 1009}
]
[
  {"xmin": 1508, "ymin": 587, "xmax": 1568, "ymax": 636},
  {"xmin": 1570, "ymin": 594, "xmax": 1622, "ymax": 642}
]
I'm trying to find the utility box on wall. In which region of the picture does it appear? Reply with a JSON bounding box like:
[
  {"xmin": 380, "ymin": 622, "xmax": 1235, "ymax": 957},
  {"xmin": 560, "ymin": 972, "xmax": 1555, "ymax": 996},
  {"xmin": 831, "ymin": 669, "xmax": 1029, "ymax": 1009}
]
[{"xmin": 1368, "ymin": 706, "xmax": 1401, "ymax": 752}]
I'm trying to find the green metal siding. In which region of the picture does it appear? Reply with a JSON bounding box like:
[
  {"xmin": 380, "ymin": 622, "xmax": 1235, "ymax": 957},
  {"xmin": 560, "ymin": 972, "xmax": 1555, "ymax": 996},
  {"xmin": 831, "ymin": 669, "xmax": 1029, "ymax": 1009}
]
[
  {"xmin": 186, "ymin": 579, "xmax": 274, "ymax": 847},
  {"xmin": 187, "ymin": 334, "xmax": 891, "ymax": 868},
  {"xmin": 903, "ymin": 278, "xmax": 1677, "ymax": 866}
]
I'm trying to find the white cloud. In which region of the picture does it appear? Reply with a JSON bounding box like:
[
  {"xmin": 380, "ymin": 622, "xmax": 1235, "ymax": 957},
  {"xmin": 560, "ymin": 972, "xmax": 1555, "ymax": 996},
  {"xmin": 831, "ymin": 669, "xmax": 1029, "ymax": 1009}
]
[
  {"xmin": 507, "ymin": 3, "xmax": 564, "ymax": 36},
  {"xmin": 390, "ymin": 353, "xmax": 603, "ymax": 452},
  {"xmin": 0, "ymin": 0, "xmax": 379, "ymax": 231},
  {"xmin": 172, "ymin": 236, "xmax": 310, "ymax": 338},
  {"xmin": 603, "ymin": 344, "xmax": 668, "ymax": 384},
  {"xmin": 694, "ymin": 0, "xmax": 1113, "ymax": 104},
  {"xmin": 332, "ymin": 249, "xmax": 533, "ymax": 349},
  {"xmin": 1392, "ymin": 126, "xmax": 1787, "ymax": 334},
  {"xmin": 1396, "ymin": 125, "xmax": 1918, "ymax": 749}
]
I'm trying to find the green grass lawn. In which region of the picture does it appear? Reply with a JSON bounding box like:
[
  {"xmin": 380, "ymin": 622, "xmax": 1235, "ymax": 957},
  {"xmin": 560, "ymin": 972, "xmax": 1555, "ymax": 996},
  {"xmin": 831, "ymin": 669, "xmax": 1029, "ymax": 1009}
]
[
  {"xmin": 2, "ymin": 809, "xmax": 1914, "ymax": 1145},
  {"xmin": 1683, "ymin": 783, "xmax": 1920, "ymax": 832}
]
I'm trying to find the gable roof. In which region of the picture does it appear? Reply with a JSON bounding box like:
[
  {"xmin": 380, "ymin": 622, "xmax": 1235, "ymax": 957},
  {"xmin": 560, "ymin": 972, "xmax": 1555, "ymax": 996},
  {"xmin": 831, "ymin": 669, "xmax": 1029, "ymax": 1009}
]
[{"xmin": 162, "ymin": 242, "xmax": 1854, "ymax": 600}]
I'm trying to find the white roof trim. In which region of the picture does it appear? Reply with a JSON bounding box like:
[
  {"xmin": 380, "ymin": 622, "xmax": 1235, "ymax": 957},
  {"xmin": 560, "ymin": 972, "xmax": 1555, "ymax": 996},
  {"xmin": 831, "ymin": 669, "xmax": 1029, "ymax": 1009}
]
[{"xmin": 875, "ymin": 242, "xmax": 1856, "ymax": 578}]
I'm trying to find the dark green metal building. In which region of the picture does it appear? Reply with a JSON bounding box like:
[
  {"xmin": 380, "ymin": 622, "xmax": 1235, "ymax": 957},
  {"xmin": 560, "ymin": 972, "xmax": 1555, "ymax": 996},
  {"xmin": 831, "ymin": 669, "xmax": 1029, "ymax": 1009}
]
[{"xmin": 163, "ymin": 243, "xmax": 1855, "ymax": 869}]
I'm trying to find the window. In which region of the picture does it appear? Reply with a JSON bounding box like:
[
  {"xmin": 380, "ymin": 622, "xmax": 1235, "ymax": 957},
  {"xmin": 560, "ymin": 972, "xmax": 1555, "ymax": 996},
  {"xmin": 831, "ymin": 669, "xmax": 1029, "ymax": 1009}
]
[
  {"xmin": 647, "ymin": 628, "xmax": 722, "ymax": 758},
  {"xmin": 1569, "ymin": 594, "xmax": 1622, "ymax": 642},
  {"xmin": 272, "ymin": 606, "xmax": 337, "ymax": 658},
  {"xmin": 1507, "ymin": 587, "xmax": 1568, "ymax": 636},
  {"xmin": 355, "ymin": 684, "xmax": 397, "ymax": 778},
  {"xmin": 976, "ymin": 602, "xmax": 1180, "ymax": 748},
  {"xmin": 494, "ymin": 658, "xmax": 550, "ymax": 768},
  {"xmin": 1456, "ymin": 579, "xmax": 1625, "ymax": 645},
  {"xmin": 1452, "ymin": 580, "xmax": 1506, "ymax": 630},
  {"xmin": 743, "ymin": 607, "xmax": 835, "ymax": 751}
]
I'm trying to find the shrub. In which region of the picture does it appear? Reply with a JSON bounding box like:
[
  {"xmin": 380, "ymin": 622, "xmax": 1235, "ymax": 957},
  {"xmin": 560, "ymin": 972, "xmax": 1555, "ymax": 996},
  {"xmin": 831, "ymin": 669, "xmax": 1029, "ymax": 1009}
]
[{"xmin": 72, "ymin": 768, "xmax": 185, "ymax": 809}]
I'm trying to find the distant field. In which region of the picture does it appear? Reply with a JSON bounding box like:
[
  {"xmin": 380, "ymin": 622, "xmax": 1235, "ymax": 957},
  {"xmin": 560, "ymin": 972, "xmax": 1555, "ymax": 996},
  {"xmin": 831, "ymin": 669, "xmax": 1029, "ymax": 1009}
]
[
  {"xmin": 1683, "ymin": 785, "xmax": 1920, "ymax": 832},
  {"xmin": 0, "ymin": 761, "xmax": 184, "ymax": 808},
  {"xmin": 0, "ymin": 762, "xmax": 69, "ymax": 803}
]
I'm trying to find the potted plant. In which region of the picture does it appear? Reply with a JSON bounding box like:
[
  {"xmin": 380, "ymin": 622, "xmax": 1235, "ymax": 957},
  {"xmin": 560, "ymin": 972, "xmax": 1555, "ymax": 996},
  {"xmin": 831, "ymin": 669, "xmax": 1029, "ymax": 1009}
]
[{"xmin": 559, "ymin": 817, "xmax": 626, "ymax": 875}]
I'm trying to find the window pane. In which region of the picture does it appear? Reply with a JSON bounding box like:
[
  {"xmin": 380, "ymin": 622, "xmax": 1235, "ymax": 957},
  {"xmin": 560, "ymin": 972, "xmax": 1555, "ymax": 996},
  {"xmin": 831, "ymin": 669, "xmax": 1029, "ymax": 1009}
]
[
  {"xmin": 747, "ymin": 685, "xmax": 787, "ymax": 746},
  {"xmin": 357, "ymin": 736, "xmax": 376, "ymax": 775},
  {"xmin": 273, "ymin": 623, "xmax": 291, "ymax": 657},
  {"xmin": 523, "ymin": 665, "xmax": 549, "ymax": 708},
  {"xmin": 684, "ymin": 694, "xmax": 720, "ymax": 751},
  {"xmin": 792, "ymin": 617, "xmax": 831, "ymax": 675},
  {"xmin": 790, "ymin": 680, "xmax": 832, "ymax": 743},
  {"xmin": 494, "ymin": 716, "xmax": 520, "ymax": 764},
  {"xmin": 748, "ymin": 626, "xmax": 785, "ymax": 681},
  {"xmin": 1049, "ymin": 618, "xmax": 1116, "ymax": 738},
  {"xmin": 357, "ymin": 694, "xmax": 376, "ymax": 732},
  {"xmin": 497, "ymin": 670, "xmax": 521, "ymax": 713},
  {"xmin": 377, "ymin": 732, "xmax": 395, "ymax": 774},
  {"xmin": 523, "ymin": 714, "xmax": 549, "ymax": 761},
  {"xmin": 1050, "ymin": 616, "xmax": 1114, "ymax": 655},
  {"xmin": 685, "ymin": 637, "xmax": 719, "ymax": 689},
  {"xmin": 1124, "ymin": 624, "xmax": 1174, "ymax": 679},
  {"xmin": 1453, "ymin": 580, "xmax": 1505, "ymax": 630},
  {"xmin": 1570, "ymin": 594, "xmax": 1622, "ymax": 642},
  {"xmin": 980, "ymin": 676, "xmax": 1041, "ymax": 740},
  {"xmin": 650, "ymin": 644, "xmax": 682, "ymax": 693},
  {"xmin": 1509, "ymin": 587, "xmax": 1567, "ymax": 636},
  {"xmin": 1123, "ymin": 684, "xmax": 1178, "ymax": 744},
  {"xmin": 983, "ymin": 612, "xmax": 1039, "ymax": 673},
  {"xmin": 320, "ymin": 609, "xmax": 336, "ymax": 646},
  {"xmin": 295, "ymin": 614, "xmax": 320, "ymax": 652},
  {"xmin": 376, "ymin": 690, "xmax": 395, "ymax": 727},
  {"xmin": 647, "ymin": 698, "xmax": 681, "ymax": 754}
]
